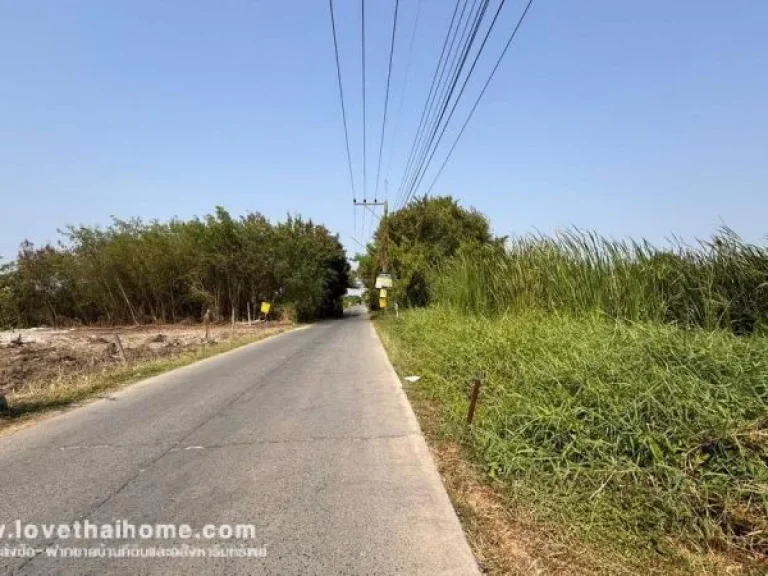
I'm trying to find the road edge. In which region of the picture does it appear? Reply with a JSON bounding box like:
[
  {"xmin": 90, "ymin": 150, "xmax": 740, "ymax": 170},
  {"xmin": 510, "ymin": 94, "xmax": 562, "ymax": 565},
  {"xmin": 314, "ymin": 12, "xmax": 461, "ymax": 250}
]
[{"xmin": 367, "ymin": 318, "xmax": 481, "ymax": 575}]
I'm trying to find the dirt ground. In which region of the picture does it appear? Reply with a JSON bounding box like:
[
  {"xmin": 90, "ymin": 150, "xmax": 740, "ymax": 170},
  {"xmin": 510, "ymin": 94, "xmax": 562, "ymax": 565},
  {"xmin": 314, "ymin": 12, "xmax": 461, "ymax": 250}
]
[{"xmin": 0, "ymin": 322, "xmax": 289, "ymax": 396}]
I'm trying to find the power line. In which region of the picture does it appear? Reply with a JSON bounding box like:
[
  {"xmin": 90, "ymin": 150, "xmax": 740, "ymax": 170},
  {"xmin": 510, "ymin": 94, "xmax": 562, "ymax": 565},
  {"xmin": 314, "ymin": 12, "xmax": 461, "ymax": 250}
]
[
  {"xmin": 361, "ymin": 0, "xmax": 367, "ymax": 202},
  {"xmin": 401, "ymin": 0, "xmax": 496, "ymax": 205},
  {"xmin": 399, "ymin": 0, "xmax": 488, "ymax": 207},
  {"xmin": 395, "ymin": 0, "xmax": 463, "ymax": 209},
  {"xmin": 374, "ymin": 0, "xmax": 400, "ymax": 202},
  {"xmin": 423, "ymin": 0, "xmax": 535, "ymax": 197},
  {"xmin": 369, "ymin": 206, "xmax": 378, "ymax": 240},
  {"xmin": 398, "ymin": 0, "xmax": 480, "ymax": 207},
  {"xmin": 356, "ymin": 201, "xmax": 380, "ymax": 247},
  {"xmin": 403, "ymin": 0, "xmax": 534, "ymax": 205},
  {"xmin": 328, "ymin": 0, "xmax": 357, "ymax": 201},
  {"xmin": 349, "ymin": 235, "xmax": 366, "ymax": 250},
  {"xmin": 384, "ymin": 0, "xmax": 423, "ymax": 195},
  {"xmin": 395, "ymin": 0, "xmax": 462, "ymax": 209},
  {"xmin": 363, "ymin": 203, "xmax": 381, "ymax": 222}
]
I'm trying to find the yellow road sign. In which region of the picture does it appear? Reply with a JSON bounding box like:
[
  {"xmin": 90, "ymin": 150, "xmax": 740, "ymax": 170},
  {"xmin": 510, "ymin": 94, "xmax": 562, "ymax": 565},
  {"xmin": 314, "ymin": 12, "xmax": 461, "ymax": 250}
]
[
  {"xmin": 379, "ymin": 298, "xmax": 388, "ymax": 309},
  {"xmin": 260, "ymin": 302, "xmax": 271, "ymax": 314}
]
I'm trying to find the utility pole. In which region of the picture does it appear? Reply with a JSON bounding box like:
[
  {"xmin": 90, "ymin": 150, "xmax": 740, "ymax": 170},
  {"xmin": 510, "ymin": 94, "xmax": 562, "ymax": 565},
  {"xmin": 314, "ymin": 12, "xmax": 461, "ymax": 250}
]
[
  {"xmin": 381, "ymin": 200, "xmax": 390, "ymax": 274},
  {"xmin": 354, "ymin": 197, "xmax": 391, "ymax": 310},
  {"xmin": 353, "ymin": 198, "xmax": 389, "ymax": 273}
]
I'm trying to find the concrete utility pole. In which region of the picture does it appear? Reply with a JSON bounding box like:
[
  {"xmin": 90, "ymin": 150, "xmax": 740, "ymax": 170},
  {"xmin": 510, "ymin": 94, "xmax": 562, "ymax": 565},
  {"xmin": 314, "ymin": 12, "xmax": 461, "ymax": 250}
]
[
  {"xmin": 354, "ymin": 197, "xmax": 392, "ymax": 311},
  {"xmin": 353, "ymin": 198, "xmax": 389, "ymax": 273}
]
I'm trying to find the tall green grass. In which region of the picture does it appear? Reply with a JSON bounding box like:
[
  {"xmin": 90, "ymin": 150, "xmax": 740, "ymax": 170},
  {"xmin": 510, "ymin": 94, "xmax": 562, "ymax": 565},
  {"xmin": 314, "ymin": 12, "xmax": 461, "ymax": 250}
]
[
  {"xmin": 379, "ymin": 227, "xmax": 768, "ymax": 568},
  {"xmin": 377, "ymin": 308, "xmax": 768, "ymax": 565},
  {"xmin": 434, "ymin": 228, "xmax": 768, "ymax": 334}
]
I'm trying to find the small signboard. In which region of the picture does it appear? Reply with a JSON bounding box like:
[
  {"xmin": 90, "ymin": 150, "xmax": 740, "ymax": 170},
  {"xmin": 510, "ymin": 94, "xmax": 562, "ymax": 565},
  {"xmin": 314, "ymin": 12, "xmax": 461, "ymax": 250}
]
[
  {"xmin": 379, "ymin": 298, "xmax": 388, "ymax": 309},
  {"xmin": 375, "ymin": 274, "xmax": 393, "ymax": 289},
  {"xmin": 260, "ymin": 302, "xmax": 271, "ymax": 315},
  {"xmin": 379, "ymin": 288, "xmax": 388, "ymax": 298}
]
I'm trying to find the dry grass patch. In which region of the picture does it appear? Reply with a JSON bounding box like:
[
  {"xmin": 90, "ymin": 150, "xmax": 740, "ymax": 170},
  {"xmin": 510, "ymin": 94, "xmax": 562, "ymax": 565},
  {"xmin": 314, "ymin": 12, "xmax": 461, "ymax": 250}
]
[
  {"xmin": 0, "ymin": 323, "xmax": 292, "ymax": 434},
  {"xmin": 433, "ymin": 440, "xmax": 601, "ymax": 575}
]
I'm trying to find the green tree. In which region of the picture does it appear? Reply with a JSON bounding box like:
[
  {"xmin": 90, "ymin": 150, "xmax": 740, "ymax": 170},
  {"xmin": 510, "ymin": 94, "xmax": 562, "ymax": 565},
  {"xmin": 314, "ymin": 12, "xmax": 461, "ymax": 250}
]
[{"xmin": 357, "ymin": 196, "xmax": 495, "ymax": 308}]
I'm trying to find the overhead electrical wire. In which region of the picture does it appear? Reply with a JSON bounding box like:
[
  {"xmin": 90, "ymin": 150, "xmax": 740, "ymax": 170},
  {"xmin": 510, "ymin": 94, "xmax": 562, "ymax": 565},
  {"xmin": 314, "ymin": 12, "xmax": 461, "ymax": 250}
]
[
  {"xmin": 374, "ymin": 0, "xmax": 400, "ymax": 202},
  {"xmin": 399, "ymin": 0, "xmax": 488, "ymax": 207},
  {"xmin": 400, "ymin": 0, "xmax": 499, "ymax": 206},
  {"xmin": 384, "ymin": 0, "xmax": 423, "ymax": 197},
  {"xmin": 364, "ymin": 203, "xmax": 381, "ymax": 222},
  {"xmin": 398, "ymin": 0, "xmax": 481, "ymax": 206},
  {"xmin": 360, "ymin": 0, "xmax": 368, "ymax": 245},
  {"xmin": 394, "ymin": 0, "xmax": 462, "ymax": 209},
  {"xmin": 361, "ymin": 200, "xmax": 367, "ymax": 245},
  {"xmin": 327, "ymin": 0, "xmax": 357, "ymax": 201},
  {"xmin": 421, "ymin": 0, "xmax": 535, "ymax": 198},
  {"xmin": 361, "ymin": 0, "xmax": 367, "ymax": 202},
  {"xmin": 395, "ymin": 0, "xmax": 464, "ymax": 209},
  {"xmin": 329, "ymin": 0, "xmax": 534, "ymax": 248},
  {"xmin": 349, "ymin": 235, "xmax": 366, "ymax": 250},
  {"xmin": 403, "ymin": 0, "xmax": 534, "ymax": 206}
]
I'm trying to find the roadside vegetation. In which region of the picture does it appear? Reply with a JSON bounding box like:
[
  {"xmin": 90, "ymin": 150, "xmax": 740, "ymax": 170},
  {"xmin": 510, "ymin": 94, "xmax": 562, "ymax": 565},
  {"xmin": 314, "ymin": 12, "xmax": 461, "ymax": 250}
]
[
  {"xmin": 0, "ymin": 206, "xmax": 350, "ymax": 328},
  {"xmin": 357, "ymin": 195, "xmax": 497, "ymax": 309},
  {"xmin": 342, "ymin": 294, "xmax": 363, "ymax": 308},
  {"xmin": 0, "ymin": 206, "xmax": 348, "ymax": 416},
  {"xmin": 365, "ymin": 196, "xmax": 768, "ymax": 573},
  {"xmin": 437, "ymin": 228, "xmax": 768, "ymax": 335}
]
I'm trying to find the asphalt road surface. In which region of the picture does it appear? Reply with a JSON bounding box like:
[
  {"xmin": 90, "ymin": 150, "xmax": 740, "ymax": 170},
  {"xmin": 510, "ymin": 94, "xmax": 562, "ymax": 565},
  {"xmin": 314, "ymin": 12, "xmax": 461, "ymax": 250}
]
[{"xmin": 0, "ymin": 308, "xmax": 478, "ymax": 574}]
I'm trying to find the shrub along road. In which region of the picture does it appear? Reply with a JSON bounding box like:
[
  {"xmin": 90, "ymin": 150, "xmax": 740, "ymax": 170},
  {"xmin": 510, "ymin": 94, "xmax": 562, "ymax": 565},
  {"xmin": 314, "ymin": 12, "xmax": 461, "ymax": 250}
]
[{"xmin": 0, "ymin": 307, "xmax": 477, "ymax": 574}]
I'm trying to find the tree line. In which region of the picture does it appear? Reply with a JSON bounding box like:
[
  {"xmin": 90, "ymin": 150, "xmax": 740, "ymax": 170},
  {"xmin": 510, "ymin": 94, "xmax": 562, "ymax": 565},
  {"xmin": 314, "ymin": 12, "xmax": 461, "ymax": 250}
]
[{"xmin": 0, "ymin": 207, "xmax": 350, "ymax": 328}]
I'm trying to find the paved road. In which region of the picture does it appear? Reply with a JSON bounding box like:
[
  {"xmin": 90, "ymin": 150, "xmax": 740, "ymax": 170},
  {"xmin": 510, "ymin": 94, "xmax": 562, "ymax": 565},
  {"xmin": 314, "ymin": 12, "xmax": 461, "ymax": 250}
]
[{"xmin": 0, "ymin": 308, "xmax": 478, "ymax": 574}]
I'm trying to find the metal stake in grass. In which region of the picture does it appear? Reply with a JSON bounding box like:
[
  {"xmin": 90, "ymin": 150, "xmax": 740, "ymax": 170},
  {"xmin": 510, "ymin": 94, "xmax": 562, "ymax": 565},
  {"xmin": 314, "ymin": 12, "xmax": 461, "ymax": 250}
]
[{"xmin": 467, "ymin": 377, "xmax": 482, "ymax": 425}]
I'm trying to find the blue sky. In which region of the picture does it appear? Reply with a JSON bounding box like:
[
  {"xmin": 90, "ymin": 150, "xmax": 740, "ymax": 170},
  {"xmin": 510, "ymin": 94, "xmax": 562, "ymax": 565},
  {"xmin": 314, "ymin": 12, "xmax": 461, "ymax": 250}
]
[{"xmin": 1, "ymin": 0, "xmax": 766, "ymax": 262}]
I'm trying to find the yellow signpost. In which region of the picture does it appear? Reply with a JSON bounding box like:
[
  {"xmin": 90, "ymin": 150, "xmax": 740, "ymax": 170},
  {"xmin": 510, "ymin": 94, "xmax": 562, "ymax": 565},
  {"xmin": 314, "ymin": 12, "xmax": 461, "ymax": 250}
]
[{"xmin": 260, "ymin": 302, "xmax": 271, "ymax": 315}]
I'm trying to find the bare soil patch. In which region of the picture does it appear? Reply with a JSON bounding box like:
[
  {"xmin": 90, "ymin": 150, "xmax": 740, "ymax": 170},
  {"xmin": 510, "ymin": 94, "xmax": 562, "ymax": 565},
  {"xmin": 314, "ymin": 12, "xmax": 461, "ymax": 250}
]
[{"xmin": 0, "ymin": 322, "xmax": 289, "ymax": 398}]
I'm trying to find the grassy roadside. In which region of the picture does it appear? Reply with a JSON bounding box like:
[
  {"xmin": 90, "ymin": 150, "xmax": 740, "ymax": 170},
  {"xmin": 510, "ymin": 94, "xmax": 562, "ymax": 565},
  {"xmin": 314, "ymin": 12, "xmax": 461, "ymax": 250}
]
[
  {"xmin": 374, "ymin": 309, "xmax": 768, "ymax": 574},
  {"xmin": 0, "ymin": 326, "xmax": 293, "ymax": 435}
]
